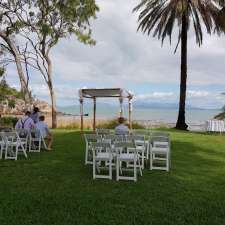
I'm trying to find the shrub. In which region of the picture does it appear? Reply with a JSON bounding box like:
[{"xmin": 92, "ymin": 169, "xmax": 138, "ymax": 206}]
[
  {"xmin": 57, "ymin": 122, "xmax": 80, "ymax": 129},
  {"xmin": 97, "ymin": 118, "xmax": 145, "ymax": 129},
  {"xmin": 0, "ymin": 117, "xmax": 18, "ymax": 127}
]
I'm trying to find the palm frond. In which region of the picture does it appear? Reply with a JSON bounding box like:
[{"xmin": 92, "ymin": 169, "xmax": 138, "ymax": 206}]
[{"xmin": 133, "ymin": 0, "xmax": 224, "ymax": 46}]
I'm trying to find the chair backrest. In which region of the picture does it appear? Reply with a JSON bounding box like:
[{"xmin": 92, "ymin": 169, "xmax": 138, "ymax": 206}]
[
  {"xmin": 126, "ymin": 147, "xmax": 138, "ymax": 155},
  {"xmin": 125, "ymin": 135, "xmax": 134, "ymax": 142},
  {"xmin": 131, "ymin": 135, "xmax": 145, "ymax": 141},
  {"xmin": 115, "ymin": 142, "xmax": 136, "ymax": 155},
  {"xmin": 90, "ymin": 142, "xmax": 111, "ymax": 154},
  {"xmin": 134, "ymin": 140, "xmax": 146, "ymax": 148},
  {"xmin": 131, "ymin": 130, "xmax": 150, "ymax": 137},
  {"xmin": 0, "ymin": 128, "xmax": 13, "ymax": 132},
  {"xmin": 114, "ymin": 135, "xmax": 125, "ymax": 142},
  {"xmin": 30, "ymin": 129, "xmax": 41, "ymax": 139},
  {"xmin": 16, "ymin": 129, "xmax": 29, "ymax": 139},
  {"xmin": 152, "ymin": 141, "xmax": 169, "ymax": 148},
  {"xmin": 0, "ymin": 132, "xmax": 5, "ymax": 143},
  {"xmin": 151, "ymin": 136, "xmax": 169, "ymax": 142},
  {"xmin": 104, "ymin": 134, "xmax": 116, "ymax": 139},
  {"xmin": 2, "ymin": 131, "xmax": 18, "ymax": 143},
  {"xmin": 84, "ymin": 134, "xmax": 102, "ymax": 143},
  {"xmin": 96, "ymin": 128, "xmax": 110, "ymax": 135},
  {"xmin": 150, "ymin": 132, "xmax": 170, "ymax": 138},
  {"xmin": 114, "ymin": 141, "xmax": 135, "ymax": 149}
]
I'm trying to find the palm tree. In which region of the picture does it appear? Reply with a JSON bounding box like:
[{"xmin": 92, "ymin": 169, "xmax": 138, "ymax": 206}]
[{"xmin": 133, "ymin": 0, "xmax": 223, "ymax": 130}]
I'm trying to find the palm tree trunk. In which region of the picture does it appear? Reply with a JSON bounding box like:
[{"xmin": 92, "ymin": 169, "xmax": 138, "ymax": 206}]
[{"xmin": 175, "ymin": 14, "xmax": 188, "ymax": 130}]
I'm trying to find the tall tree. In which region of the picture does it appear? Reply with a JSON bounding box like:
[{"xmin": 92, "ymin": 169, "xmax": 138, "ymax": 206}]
[
  {"xmin": 133, "ymin": 0, "xmax": 223, "ymax": 130},
  {"xmin": 0, "ymin": 1, "xmax": 30, "ymax": 103},
  {"xmin": 16, "ymin": 0, "xmax": 99, "ymax": 128}
]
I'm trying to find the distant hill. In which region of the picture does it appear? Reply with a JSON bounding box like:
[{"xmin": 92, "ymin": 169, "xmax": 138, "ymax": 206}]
[
  {"xmin": 57, "ymin": 102, "xmax": 215, "ymax": 113},
  {"xmin": 133, "ymin": 102, "xmax": 211, "ymax": 110},
  {"xmin": 57, "ymin": 102, "xmax": 216, "ymax": 115}
]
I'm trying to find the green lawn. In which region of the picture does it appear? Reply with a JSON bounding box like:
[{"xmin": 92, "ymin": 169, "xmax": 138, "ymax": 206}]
[{"xmin": 0, "ymin": 130, "xmax": 225, "ymax": 225}]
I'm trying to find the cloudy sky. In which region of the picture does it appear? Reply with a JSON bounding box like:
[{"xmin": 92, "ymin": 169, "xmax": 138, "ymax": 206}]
[{"xmin": 6, "ymin": 0, "xmax": 225, "ymax": 109}]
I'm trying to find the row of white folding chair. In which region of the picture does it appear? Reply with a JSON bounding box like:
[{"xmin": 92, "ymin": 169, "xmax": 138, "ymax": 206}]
[
  {"xmin": 84, "ymin": 132, "xmax": 171, "ymax": 171},
  {"xmin": 0, "ymin": 131, "xmax": 27, "ymax": 160},
  {"xmin": 91, "ymin": 142, "xmax": 142, "ymax": 182},
  {"xmin": 0, "ymin": 129, "xmax": 47, "ymax": 160},
  {"xmin": 26, "ymin": 129, "xmax": 47, "ymax": 152},
  {"xmin": 132, "ymin": 131, "xmax": 171, "ymax": 171},
  {"xmin": 16, "ymin": 129, "xmax": 47, "ymax": 153},
  {"xmin": 84, "ymin": 134, "xmax": 147, "ymax": 168}
]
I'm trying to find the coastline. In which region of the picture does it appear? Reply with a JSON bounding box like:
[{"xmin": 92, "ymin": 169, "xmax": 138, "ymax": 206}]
[
  {"xmin": 1, "ymin": 111, "xmax": 217, "ymax": 130},
  {"xmin": 45, "ymin": 115, "xmax": 207, "ymax": 129}
]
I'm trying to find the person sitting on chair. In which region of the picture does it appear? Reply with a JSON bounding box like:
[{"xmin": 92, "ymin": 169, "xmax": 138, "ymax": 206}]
[
  {"xmin": 15, "ymin": 111, "xmax": 35, "ymax": 130},
  {"xmin": 35, "ymin": 115, "xmax": 53, "ymax": 150},
  {"xmin": 31, "ymin": 106, "xmax": 40, "ymax": 124},
  {"xmin": 115, "ymin": 117, "xmax": 129, "ymax": 135}
]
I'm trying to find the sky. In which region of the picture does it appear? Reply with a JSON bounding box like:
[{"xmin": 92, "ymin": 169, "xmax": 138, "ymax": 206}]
[{"xmin": 5, "ymin": 0, "xmax": 225, "ymax": 109}]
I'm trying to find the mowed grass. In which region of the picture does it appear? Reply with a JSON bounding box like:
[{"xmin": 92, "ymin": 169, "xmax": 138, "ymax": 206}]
[{"xmin": 0, "ymin": 130, "xmax": 225, "ymax": 225}]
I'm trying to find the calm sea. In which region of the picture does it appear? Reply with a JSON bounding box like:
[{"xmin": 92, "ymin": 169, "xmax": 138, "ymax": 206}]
[{"xmin": 59, "ymin": 106, "xmax": 221, "ymax": 124}]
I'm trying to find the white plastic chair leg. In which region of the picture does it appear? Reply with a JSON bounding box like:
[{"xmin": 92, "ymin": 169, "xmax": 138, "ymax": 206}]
[
  {"xmin": 0, "ymin": 146, "xmax": 3, "ymax": 159},
  {"xmin": 93, "ymin": 155, "xmax": 96, "ymax": 179},
  {"xmin": 134, "ymin": 158, "xmax": 137, "ymax": 182},
  {"xmin": 116, "ymin": 157, "xmax": 119, "ymax": 181}
]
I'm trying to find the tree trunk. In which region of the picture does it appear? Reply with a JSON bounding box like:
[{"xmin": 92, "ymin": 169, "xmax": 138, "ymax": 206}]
[
  {"xmin": 0, "ymin": 34, "xmax": 30, "ymax": 104},
  {"xmin": 175, "ymin": 14, "xmax": 188, "ymax": 130},
  {"xmin": 46, "ymin": 56, "xmax": 57, "ymax": 129},
  {"xmin": 49, "ymin": 83, "xmax": 57, "ymax": 129},
  {"xmin": 14, "ymin": 52, "xmax": 31, "ymax": 104}
]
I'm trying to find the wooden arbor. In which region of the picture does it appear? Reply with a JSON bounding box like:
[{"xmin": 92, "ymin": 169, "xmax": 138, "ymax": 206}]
[{"xmin": 79, "ymin": 88, "xmax": 134, "ymax": 132}]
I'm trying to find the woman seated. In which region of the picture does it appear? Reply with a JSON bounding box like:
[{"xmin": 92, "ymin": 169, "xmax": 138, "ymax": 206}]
[
  {"xmin": 115, "ymin": 117, "xmax": 129, "ymax": 135},
  {"xmin": 35, "ymin": 116, "xmax": 53, "ymax": 150}
]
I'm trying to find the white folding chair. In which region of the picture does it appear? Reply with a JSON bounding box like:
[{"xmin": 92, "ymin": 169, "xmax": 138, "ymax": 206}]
[
  {"xmin": 0, "ymin": 132, "xmax": 5, "ymax": 159},
  {"xmin": 84, "ymin": 134, "xmax": 102, "ymax": 165},
  {"xmin": 124, "ymin": 135, "xmax": 147, "ymax": 169},
  {"xmin": 91, "ymin": 142, "xmax": 113, "ymax": 180},
  {"xmin": 133, "ymin": 136, "xmax": 146, "ymax": 169},
  {"xmin": 29, "ymin": 129, "xmax": 47, "ymax": 152},
  {"xmin": 150, "ymin": 132, "xmax": 170, "ymax": 154},
  {"xmin": 3, "ymin": 131, "xmax": 27, "ymax": 160},
  {"xmin": 115, "ymin": 142, "xmax": 142, "ymax": 182},
  {"xmin": 150, "ymin": 146, "xmax": 170, "ymax": 171},
  {"xmin": 150, "ymin": 133, "xmax": 171, "ymax": 171},
  {"xmin": 16, "ymin": 129, "xmax": 30, "ymax": 151}
]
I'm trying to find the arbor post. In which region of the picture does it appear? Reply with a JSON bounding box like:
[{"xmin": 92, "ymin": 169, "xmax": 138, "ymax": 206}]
[
  {"xmin": 93, "ymin": 97, "xmax": 96, "ymax": 132},
  {"xmin": 128, "ymin": 98, "xmax": 132, "ymax": 130},
  {"xmin": 119, "ymin": 97, "xmax": 123, "ymax": 117},
  {"xmin": 80, "ymin": 99, "xmax": 84, "ymax": 133}
]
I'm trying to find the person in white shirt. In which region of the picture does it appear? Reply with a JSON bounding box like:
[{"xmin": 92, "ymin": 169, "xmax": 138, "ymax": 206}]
[
  {"xmin": 115, "ymin": 117, "xmax": 129, "ymax": 135},
  {"xmin": 35, "ymin": 115, "xmax": 53, "ymax": 150},
  {"xmin": 30, "ymin": 106, "xmax": 40, "ymax": 124},
  {"xmin": 15, "ymin": 111, "xmax": 35, "ymax": 130}
]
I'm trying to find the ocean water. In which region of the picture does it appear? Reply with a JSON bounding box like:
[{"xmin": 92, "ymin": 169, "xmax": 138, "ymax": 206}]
[{"xmin": 59, "ymin": 106, "xmax": 221, "ymax": 124}]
